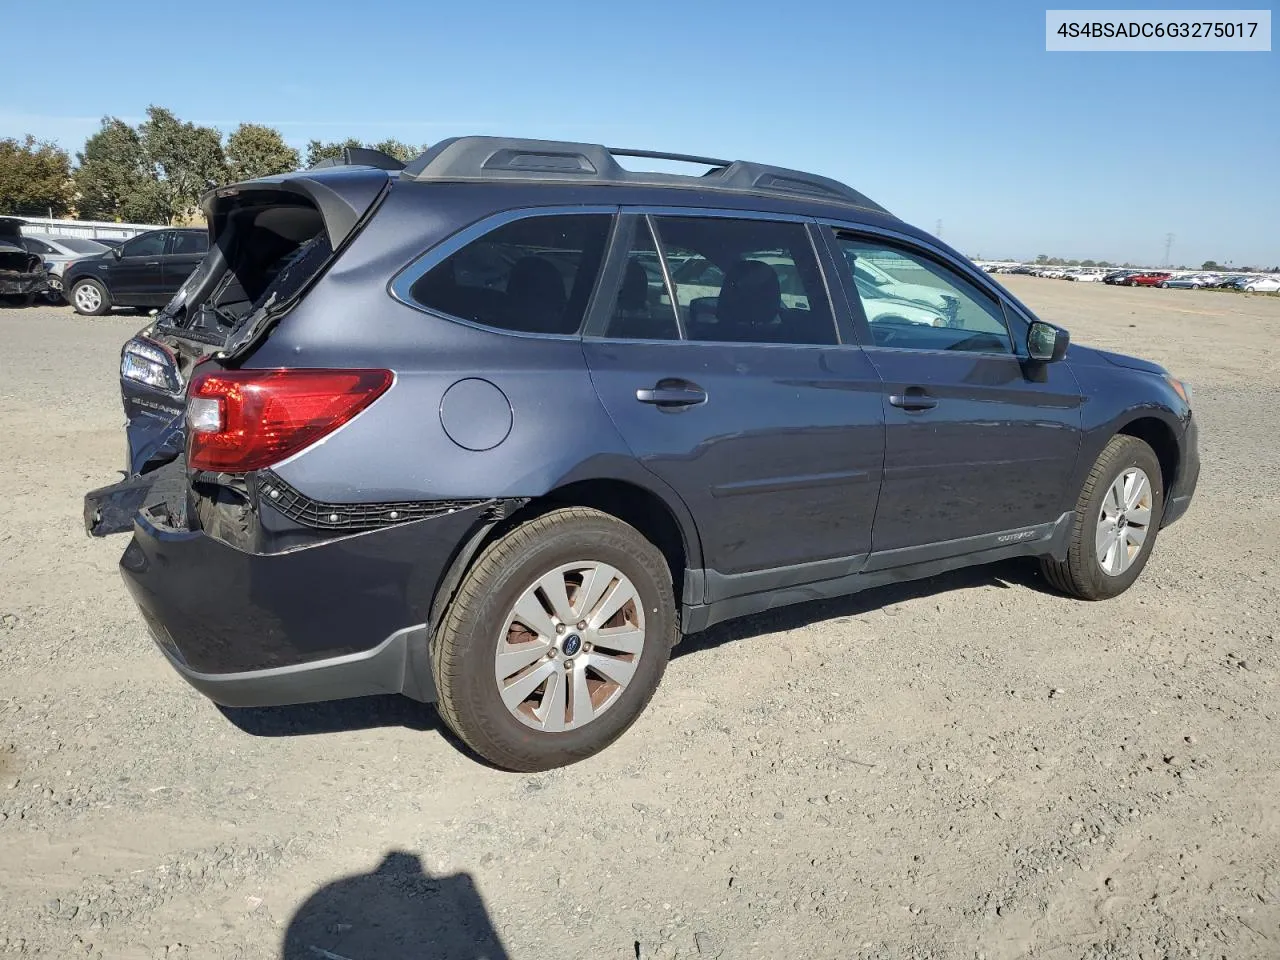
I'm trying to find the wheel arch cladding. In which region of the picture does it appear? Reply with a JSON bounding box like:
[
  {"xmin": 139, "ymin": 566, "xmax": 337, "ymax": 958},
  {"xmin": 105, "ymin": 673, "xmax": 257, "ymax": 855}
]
[
  {"xmin": 1117, "ymin": 415, "xmax": 1180, "ymax": 499},
  {"xmin": 526, "ymin": 479, "xmax": 691, "ymax": 604}
]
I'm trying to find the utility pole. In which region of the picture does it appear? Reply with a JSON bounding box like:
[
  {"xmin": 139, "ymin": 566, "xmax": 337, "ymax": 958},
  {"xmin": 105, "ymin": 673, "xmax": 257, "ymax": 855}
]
[{"xmin": 1164, "ymin": 232, "xmax": 1174, "ymax": 268}]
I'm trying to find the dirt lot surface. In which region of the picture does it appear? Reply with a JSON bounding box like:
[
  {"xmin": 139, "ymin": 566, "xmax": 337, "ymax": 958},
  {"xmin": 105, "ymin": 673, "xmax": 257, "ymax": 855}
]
[{"xmin": 0, "ymin": 279, "xmax": 1277, "ymax": 959}]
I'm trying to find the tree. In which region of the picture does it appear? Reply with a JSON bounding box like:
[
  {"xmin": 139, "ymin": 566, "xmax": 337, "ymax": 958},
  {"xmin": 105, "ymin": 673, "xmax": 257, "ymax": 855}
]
[
  {"xmin": 305, "ymin": 137, "xmax": 364, "ymax": 168},
  {"xmin": 370, "ymin": 138, "xmax": 426, "ymax": 163},
  {"xmin": 73, "ymin": 117, "xmax": 163, "ymax": 223},
  {"xmin": 138, "ymin": 106, "xmax": 227, "ymax": 223},
  {"xmin": 304, "ymin": 137, "xmax": 427, "ymax": 168},
  {"xmin": 1201, "ymin": 260, "xmax": 1221, "ymax": 271},
  {"xmin": 0, "ymin": 136, "xmax": 73, "ymax": 217},
  {"xmin": 226, "ymin": 123, "xmax": 299, "ymax": 181}
]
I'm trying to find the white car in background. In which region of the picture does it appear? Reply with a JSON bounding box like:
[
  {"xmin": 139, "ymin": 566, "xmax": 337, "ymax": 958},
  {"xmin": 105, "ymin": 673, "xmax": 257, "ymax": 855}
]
[
  {"xmin": 846, "ymin": 255, "xmax": 952, "ymax": 310},
  {"xmin": 1067, "ymin": 270, "xmax": 1105, "ymax": 282},
  {"xmin": 1243, "ymin": 276, "xmax": 1280, "ymax": 293},
  {"xmin": 20, "ymin": 234, "xmax": 111, "ymax": 302}
]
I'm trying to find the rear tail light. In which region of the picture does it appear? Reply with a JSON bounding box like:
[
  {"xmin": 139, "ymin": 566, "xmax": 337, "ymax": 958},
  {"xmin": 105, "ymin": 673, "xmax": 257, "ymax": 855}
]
[{"xmin": 186, "ymin": 368, "xmax": 393, "ymax": 473}]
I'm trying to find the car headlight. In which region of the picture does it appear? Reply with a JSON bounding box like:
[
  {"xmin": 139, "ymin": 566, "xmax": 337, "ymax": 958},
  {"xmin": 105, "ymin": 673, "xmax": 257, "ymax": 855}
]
[
  {"xmin": 121, "ymin": 337, "xmax": 179, "ymax": 392},
  {"xmin": 1165, "ymin": 375, "xmax": 1192, "ymax": 408}
]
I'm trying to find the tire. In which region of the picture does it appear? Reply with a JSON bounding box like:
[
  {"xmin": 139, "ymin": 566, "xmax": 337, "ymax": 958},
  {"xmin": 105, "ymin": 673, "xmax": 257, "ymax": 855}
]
[
  {"xmin": 1041, "ymin": 435, "xmax": 1164, "ymax": 600},
  {"xmin": 432, "ymin": 507, "xmax": 677, "ymax": 771},
  {"xmin": 1159, "ymin": 282, "xmax": 1169, "ymax": 288},
  {"xmin": 70, "ymin": 278, "xmax": 111, "ymax": 316}
]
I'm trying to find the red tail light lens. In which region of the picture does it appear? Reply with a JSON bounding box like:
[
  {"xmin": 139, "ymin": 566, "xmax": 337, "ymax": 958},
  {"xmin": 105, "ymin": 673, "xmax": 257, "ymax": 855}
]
[{"xmin": 186, "ymin": 368, "xmax": 393, "ymax": 473}]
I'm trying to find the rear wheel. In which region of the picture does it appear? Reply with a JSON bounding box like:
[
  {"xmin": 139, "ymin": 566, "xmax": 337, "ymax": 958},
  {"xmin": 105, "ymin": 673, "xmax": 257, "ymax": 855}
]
[
  {"xmin": 432, "ymin": 507, "xmax": 676, "ymax": 771},
  {"xmin": 71, "ymin": 279, "xmax": 111, "ymax": 316},
  {"xmin": 1041, "ymin": 435, "xmax": 1163, "ymax": 600}
]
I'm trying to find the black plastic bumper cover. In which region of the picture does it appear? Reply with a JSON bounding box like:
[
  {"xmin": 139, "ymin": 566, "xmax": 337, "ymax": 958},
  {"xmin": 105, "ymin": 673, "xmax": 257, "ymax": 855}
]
[
  {"xmin": 1161, "ymin": 414, "xmax": 1200, "ymax": 528},
  {"xmin": 119, "ymin": 504, "xmax": 492, "ymax": 705}
]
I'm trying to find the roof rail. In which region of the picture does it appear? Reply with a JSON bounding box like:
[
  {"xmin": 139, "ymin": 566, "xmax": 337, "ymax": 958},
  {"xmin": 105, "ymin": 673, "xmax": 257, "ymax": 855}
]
[
  {"xmin": 309, "ymin": 146, "xmax": 407, "ymax": 172},
  {"xmin": 401, "ymin": 137, "xmax": 889, "ymax": 214}
]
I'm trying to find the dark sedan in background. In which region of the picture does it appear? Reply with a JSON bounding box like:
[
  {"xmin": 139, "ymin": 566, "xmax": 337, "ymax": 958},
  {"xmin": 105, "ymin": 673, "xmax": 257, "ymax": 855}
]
[{"xmin": 63, "ymin": 227, "xmax": 209, "ymax": 315}]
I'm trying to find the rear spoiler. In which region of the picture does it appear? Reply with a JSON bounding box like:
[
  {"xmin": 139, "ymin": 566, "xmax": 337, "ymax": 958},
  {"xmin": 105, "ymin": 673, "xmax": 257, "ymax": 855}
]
[{"xmin": 200, "ymin": 165, "xmax": 391, "ymax": 251}]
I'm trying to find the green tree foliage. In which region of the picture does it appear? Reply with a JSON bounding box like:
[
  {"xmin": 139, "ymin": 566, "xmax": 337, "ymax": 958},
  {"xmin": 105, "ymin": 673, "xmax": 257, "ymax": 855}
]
[
  {"xmin": 305, "ymin": 137, "xmax": 427, "ymax": 167},
  {"xmin": 305, "ymin": 137, "xmax": 364, "ymax": 168},
  {"xmin": 1201, "ymin": 260, "xmax": 1221, "ymax": 271},
  {"xmin": 138, "ymin": 106, "xmax": 227, "ymax": 223},
  {"xmin": 226, "ymin": 123, "xmax": 300, "ymax": 181},
  {"xmin": 73, "ymin": 118, "xmax": 163, "ymax": 223},
  {"xmin": 0, "ymin": 136, "xmax": 74, "ymax": 217}
]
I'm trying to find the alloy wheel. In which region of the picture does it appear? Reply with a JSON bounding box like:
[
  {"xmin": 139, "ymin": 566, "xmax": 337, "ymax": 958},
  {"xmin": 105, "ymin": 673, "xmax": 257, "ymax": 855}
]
[
  {"xmin": 1096, "ymin": 467, "xmax": 1153, "ymax": 576},
  {"xmin": 74, "ymin": 283, "xmax": 101, "ymax": 313},
  {"xmin": 494, "ymin": 561, "xmax": 646, "ymax": 732}
]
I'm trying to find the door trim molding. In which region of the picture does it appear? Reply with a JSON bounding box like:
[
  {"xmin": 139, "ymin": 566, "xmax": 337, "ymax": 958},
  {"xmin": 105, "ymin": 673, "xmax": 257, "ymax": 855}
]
[{"xmin": 683, "ymin": 512, "xmax": 1072, "ymax": 633}]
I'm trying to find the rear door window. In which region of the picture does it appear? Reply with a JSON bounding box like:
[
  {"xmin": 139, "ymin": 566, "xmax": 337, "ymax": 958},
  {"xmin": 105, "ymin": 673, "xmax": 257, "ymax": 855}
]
[
  {"xmin": 409, "ymin": 214, "xmax": 612, "ymax": 335},
  {"xmin": 170, "ymin": 232, "xmax": 209, "ymax": 255},
  {"xmin": 649, "ymin": 217, "xmax": 836, "ymax": 345}
]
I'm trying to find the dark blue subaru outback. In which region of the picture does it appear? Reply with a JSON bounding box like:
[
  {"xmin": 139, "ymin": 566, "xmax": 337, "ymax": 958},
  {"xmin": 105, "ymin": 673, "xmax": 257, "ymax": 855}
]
[{"xmin": 85, "ymin": 137, "xmax": 1199, "ymax": 771}]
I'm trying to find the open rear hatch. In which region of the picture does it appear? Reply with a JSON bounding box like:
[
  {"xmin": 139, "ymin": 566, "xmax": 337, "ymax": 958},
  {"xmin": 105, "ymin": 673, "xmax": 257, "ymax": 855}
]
[{"xmin": 86, "ymin": 166, "xmax": 391, "ymax": 536}]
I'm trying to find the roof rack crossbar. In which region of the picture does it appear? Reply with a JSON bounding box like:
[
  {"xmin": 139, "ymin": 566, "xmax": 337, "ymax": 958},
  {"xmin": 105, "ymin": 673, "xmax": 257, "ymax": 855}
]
[{"xmin": 400, "ymin": 136, "xmax": 890, "ymax": 216}]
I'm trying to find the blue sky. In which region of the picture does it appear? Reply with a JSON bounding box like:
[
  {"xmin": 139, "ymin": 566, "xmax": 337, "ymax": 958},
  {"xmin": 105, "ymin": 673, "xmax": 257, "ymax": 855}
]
[{"xmin": 5, "ymin": 0, "xmax": 1277, "ymax": 265}]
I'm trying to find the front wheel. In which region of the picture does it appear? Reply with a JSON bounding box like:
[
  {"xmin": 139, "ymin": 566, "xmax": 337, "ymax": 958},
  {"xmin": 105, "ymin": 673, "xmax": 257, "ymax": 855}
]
[
  {"xmin": 432, "ymin": 507, "xmax": 677, "ymax": 771},
  {"xmin": 1041, "ymin": 435, "xmax": 1163, "ymax": 600},
  {"xmin": 71, "ymin": 278, "xmax": 111, "ymax": 316}
]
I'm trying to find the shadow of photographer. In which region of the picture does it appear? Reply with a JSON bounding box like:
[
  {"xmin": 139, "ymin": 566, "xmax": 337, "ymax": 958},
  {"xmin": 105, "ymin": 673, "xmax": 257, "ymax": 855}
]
[{"xmin": 282, "ymin": 851, "xmax": 510, "ymax": 960}]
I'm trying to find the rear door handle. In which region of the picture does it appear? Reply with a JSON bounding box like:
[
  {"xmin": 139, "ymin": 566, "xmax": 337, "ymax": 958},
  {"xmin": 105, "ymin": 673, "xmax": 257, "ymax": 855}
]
[
  {"xmin": 889, "ymin": 388, "xmax": 938, "ymax": 411},
  {"xmin": 636, "ymin": 381, "xmax": 707, "ymax": 407}
]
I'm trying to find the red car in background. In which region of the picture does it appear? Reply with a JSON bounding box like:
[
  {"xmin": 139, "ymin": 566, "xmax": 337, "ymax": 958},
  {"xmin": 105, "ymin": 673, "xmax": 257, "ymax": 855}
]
[{"xmin": 1125, "ymin": 271, "xmax": 1173, "ymax": 286}]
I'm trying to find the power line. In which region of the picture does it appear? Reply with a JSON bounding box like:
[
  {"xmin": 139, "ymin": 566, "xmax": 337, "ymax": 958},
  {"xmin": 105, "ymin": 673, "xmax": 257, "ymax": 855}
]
[{"xmin": 1164, "ymin": 232, "xmax": 1175, "ymax": 267}]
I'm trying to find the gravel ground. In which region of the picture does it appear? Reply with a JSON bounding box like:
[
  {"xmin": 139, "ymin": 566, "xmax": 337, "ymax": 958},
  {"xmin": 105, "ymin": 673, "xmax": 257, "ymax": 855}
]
[{"xmin": 0, "ymin": 279, "xmax": 1276, "ymax": 960}]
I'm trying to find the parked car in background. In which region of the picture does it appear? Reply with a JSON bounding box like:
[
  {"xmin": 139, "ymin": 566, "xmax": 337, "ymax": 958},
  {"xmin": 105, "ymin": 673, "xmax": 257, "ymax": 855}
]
[
  {"xmin": 20, "ymin": 234, "xmax": 111, "ymax": 302},
  {"xmin": 1160, "ymin": 274, "xmax": 1213, "ymax": 289},
  {"xmin": 0, "ymin": 218, "xmax": 50, "ymax": 306},
  {"xmin": 1067, "ymin": 270, "xmax": 1104, "ymax": 282},
  {"xmin": 63, "ymin": 228, "xmax": 209, "ymax": 315},
  {"xmin": 1243, "ymin": 276, "xmax": 1280, "ymax": 293},
  {"xmin": 83, "ymin": 136, "xmax": 1200, "ymax": 771},
  {"xmin": 92, "ymin": 237, "xmax": 124, "ymax": 248},
  {"xmin": 1125, "ymin": 272, "xmax": 1173, "ymax": 287},
  {"xmin": 1103, "ymin": 270, "xmax": 1139, "ymax": 284}
]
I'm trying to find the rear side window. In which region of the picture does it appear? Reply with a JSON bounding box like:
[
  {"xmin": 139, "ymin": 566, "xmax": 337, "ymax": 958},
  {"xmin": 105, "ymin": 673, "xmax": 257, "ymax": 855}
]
[
  {"xmin": 651, "ymin": 217, "xmax": 836, "ymax": 345},
  {"xmin": 410, "ymin": 214, "xmax": 611, "ymax": 335},
  {"xmin": 171, "ymin": 232, "xmax": 209, "ymax": 255}
]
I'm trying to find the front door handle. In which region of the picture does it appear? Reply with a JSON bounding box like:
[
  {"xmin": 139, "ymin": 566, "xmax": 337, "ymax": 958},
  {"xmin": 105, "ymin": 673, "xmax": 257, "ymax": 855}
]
[
  {"xmin": 889, "ymin": 387, "xmax": 938, "ymax": 411},
  {"xmin": 145, "ymin": 261, "xmax": 160, "ymax": 266},
  {"xmin": 636, "ymin": 380, "xmax": 707, "ymax": 407}
]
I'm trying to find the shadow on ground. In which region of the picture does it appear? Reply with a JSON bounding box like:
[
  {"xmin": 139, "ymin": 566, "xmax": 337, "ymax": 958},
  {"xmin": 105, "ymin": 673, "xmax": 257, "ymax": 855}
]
[{"xmin": 282, "ymin": 851, "xmax": 510, "ymax": 960}]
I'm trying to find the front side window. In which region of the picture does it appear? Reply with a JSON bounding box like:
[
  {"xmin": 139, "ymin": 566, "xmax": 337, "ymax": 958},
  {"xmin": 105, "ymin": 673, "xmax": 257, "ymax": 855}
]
[
  {"xmin": 121, "ymin": 232, "xmax": 167, "ymax": 258},
  {"xmin": 836, "ymin": 236, "xmax": 1012, "ymax": 353},
  {"xmin": 22, "ymin": 237, "xmax": 53, "ymax": 255},
  {"xmin": 409, "ymin": 214, "xmax": 611, "ymax": 335},
  {"xmin": 649, "ymin": 217, "xmax": 835, "ymax": 345}
]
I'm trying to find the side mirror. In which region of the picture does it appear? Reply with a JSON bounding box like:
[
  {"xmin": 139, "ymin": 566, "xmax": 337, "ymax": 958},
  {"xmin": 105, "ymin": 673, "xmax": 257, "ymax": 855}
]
[
  {"xmin": 111, "ymin": 246, "xmax": 123, "ymax": 259},
  {"xmin": 1027, "ymin": 320, "xmax": 1069, "ymax": 362}
]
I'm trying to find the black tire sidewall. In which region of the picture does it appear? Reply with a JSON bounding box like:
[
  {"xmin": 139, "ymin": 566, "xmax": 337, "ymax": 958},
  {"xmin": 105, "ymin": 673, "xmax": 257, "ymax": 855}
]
[
  {"xmin": 1080, "ymin": 441, "xmax": 1163, "ymax": 598},
  {"xmin": 439, "ymin": 513, "xmax": 676, "ymax": 769}
]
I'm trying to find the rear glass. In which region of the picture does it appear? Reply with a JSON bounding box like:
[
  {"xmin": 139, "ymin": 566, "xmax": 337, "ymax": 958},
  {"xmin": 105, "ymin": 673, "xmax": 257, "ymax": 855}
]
[{"xmin": 409, "ymin": 214, "xmax": 612, "ymax": 335}]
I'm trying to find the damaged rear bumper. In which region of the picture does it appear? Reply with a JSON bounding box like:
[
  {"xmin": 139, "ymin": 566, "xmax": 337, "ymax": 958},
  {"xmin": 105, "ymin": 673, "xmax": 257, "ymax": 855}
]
[
  {"xmin": 0, "ymin": 274, "xmax": 49, "ymax": 295},
  {"xmin": 116, "ymin": 502, "xmax": 497, "ymax": 707},
  {"xmin": 84, "ymin": 458, "xmax": 187, "ymax": 537}
]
